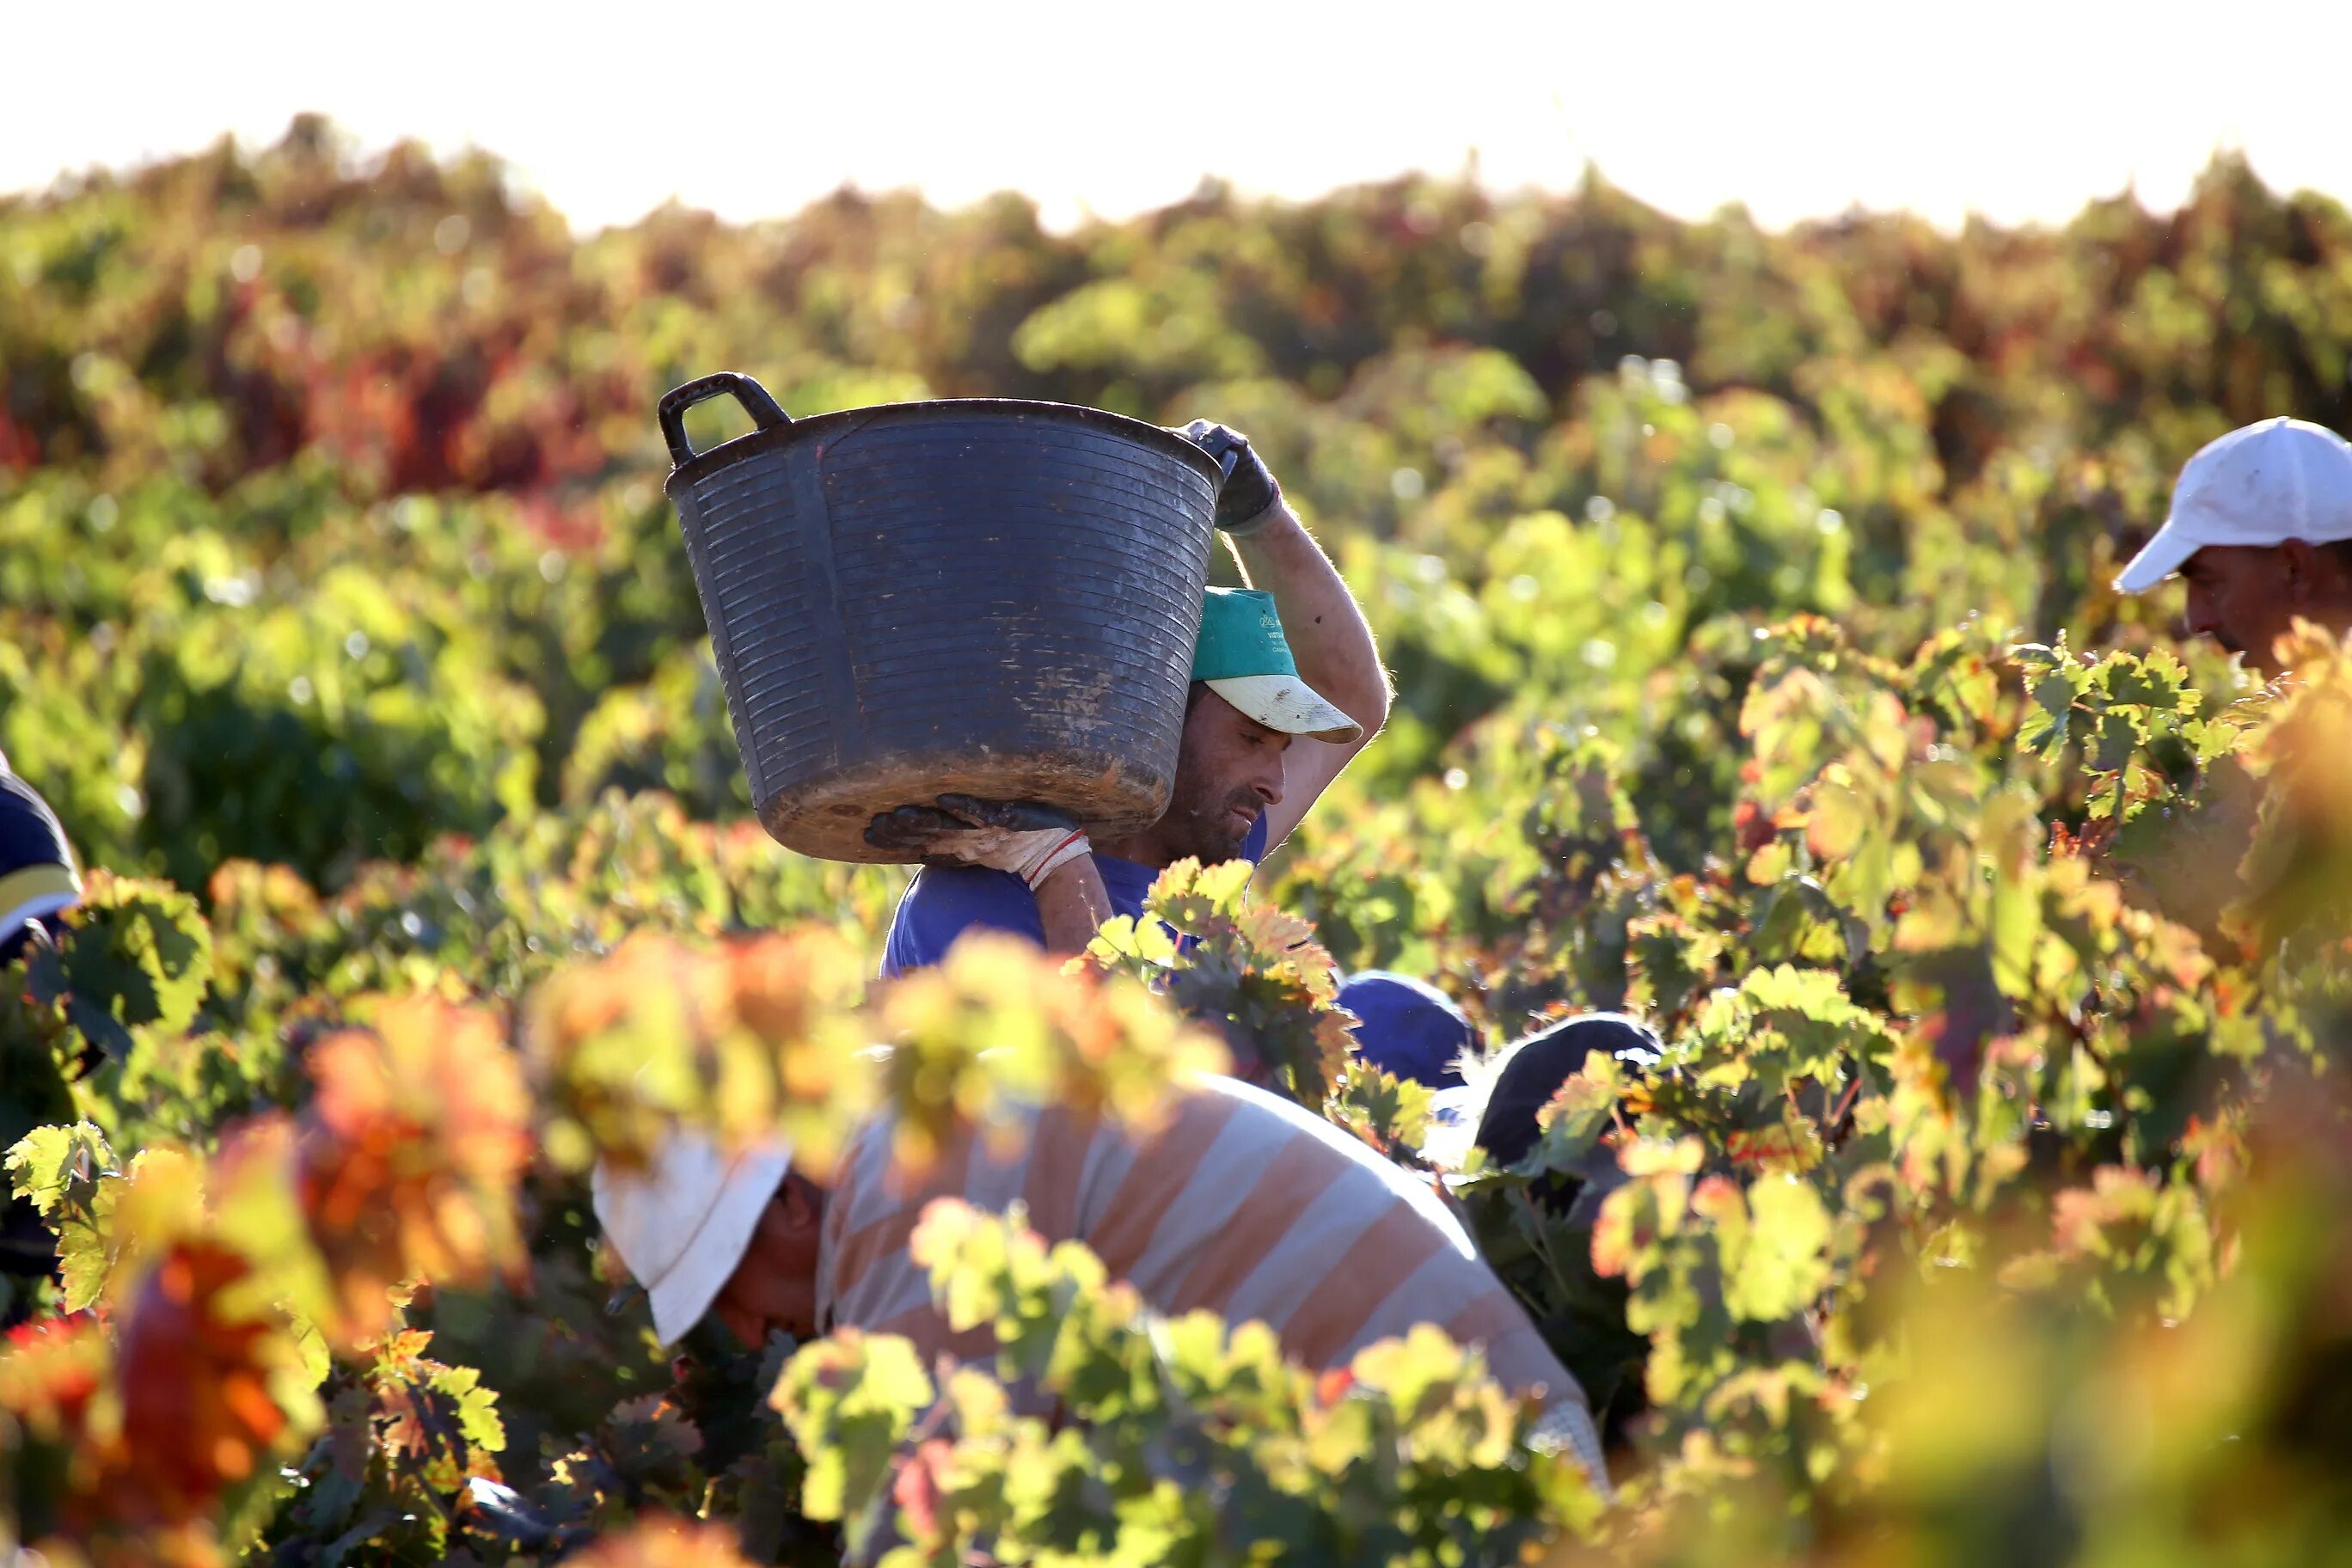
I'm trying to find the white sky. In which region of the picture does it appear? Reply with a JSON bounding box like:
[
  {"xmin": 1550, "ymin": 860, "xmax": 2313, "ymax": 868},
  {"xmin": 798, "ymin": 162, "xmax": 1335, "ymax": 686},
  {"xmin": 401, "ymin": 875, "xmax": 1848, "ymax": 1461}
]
[{"xmin": 8, "ymin": 0, "xmax": 2350, "ymax": 234}]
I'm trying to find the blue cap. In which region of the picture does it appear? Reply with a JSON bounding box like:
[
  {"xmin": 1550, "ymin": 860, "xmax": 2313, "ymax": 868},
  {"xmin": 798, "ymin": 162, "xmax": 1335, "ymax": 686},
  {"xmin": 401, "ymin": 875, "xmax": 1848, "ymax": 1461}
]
[{"xmin": 1338, "ymin": 971, "xmax": 1473, "ymax": 1088}]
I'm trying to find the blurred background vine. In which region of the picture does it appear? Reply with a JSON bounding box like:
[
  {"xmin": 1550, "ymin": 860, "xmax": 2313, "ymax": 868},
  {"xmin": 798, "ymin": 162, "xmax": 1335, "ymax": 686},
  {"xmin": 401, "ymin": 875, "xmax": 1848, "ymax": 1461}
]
[{"xmin": 0, "ymin": 121, "xmax": 2347, "ymax": 1565}]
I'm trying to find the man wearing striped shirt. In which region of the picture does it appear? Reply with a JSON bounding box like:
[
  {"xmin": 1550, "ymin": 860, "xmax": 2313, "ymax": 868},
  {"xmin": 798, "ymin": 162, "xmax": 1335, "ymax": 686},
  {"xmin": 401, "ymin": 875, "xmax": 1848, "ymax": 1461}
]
[{"xmin": 594, "ymin": 1072, "xmax": 1608, "ymax": 1491}]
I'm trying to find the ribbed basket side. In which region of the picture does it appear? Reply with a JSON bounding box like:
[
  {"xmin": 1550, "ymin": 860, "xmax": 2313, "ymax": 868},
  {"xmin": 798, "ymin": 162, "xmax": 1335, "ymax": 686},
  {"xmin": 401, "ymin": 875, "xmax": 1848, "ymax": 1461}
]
[
  {"xmin": 669, "ymin": 403, "xmax": 1220, "ymax": 861},
  {"xmin": 823, "ymin": 414, "xmax": 1216, "ymax": 774},
  {"xmin": 675, "ymin": 456, "xmax": 824, "ymax": 805}
]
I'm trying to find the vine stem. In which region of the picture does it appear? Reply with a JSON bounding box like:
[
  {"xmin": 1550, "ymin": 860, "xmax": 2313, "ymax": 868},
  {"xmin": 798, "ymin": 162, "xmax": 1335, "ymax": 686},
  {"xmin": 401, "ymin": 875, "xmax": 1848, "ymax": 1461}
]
[
  {"xmin": 852, "ymin": 1373, "xmax": 963, "ymax": 1559},
  {"xmin": 1825, "ymin": 1074, "xmax": 1864, "ymax": 1141}
]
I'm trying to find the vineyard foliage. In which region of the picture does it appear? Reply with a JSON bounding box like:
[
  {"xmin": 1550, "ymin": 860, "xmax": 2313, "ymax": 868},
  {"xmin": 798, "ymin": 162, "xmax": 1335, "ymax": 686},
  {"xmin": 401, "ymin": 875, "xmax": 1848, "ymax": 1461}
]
[{"xmin": 2, "ymin": 119, "xmax": 2349, "ymax": 1565}]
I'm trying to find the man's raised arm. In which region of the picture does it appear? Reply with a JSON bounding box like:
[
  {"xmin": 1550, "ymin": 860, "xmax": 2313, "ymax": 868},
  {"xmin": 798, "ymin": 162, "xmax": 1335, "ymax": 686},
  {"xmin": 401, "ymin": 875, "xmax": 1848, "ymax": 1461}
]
[{"xmin": 1178, "ymin": 420, "xmax": 1391, "ymax": 852}]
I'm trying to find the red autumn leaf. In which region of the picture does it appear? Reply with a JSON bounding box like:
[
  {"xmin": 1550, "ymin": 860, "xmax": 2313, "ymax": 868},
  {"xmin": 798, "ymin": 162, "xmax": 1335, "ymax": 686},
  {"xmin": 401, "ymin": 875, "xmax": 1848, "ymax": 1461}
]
[{"xmin": 114, "ymin": 1243, "xmax": 290, "ymax": 1520}]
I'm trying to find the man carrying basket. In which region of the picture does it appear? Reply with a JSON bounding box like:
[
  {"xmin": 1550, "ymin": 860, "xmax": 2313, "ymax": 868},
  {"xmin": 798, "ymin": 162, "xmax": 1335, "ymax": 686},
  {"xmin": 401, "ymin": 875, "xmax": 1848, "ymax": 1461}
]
[{"xmin": 873, "ymin": 421, "xmax": 1388, "ymax": 975}]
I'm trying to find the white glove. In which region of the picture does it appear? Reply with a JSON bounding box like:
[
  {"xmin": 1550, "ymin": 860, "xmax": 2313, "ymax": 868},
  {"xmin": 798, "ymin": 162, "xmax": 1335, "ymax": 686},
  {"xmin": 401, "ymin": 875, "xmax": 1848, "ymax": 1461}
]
[{"xmin": 864, "ymin": 794, "xmax": 1093, "ymax": 891}]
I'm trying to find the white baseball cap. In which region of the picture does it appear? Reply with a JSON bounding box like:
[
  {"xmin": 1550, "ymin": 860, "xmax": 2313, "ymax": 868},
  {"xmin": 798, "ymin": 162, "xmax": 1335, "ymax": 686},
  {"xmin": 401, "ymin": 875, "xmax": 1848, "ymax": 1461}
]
[
  {"xmin": 2116, "ymin": 417, "xmax": 2352, "ymax": 592},
  {"xmin": 591, "ymin": 1135, "xmax": 793, "ymax": 1344}
]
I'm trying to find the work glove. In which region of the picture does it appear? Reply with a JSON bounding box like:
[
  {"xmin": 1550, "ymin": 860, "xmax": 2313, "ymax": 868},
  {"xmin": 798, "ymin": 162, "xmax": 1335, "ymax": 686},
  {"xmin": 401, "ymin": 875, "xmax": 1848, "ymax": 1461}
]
[
  {"xmin": 1172, "ymin": 419, "xmax": 1285, "ymax": 536},
  {"xmin": 864, "ymin": 794, "xmax": 1093, "ymax": 891}
]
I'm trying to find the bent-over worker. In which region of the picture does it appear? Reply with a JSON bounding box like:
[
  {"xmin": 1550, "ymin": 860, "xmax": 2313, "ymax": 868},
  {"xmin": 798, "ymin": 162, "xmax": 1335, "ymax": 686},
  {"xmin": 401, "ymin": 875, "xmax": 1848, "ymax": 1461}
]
[
  {"xmin": 0, "ymin": 755, "xmax": 82, "ymax": 966},
  {"xmin": 1, "ymin": 758, "xmax": 85, "ymax": 1325},
  {"xmin": 872, "ymin": 422, "xmax": 1388, "ymax": 975},
  {"xmin": 593, "ymin": 1073, "xmax": 1609, "ymax": 1493}
]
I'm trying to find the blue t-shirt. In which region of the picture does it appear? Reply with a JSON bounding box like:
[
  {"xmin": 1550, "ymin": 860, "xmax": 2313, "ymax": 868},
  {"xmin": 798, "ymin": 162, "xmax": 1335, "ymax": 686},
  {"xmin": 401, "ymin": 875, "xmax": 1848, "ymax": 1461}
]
[{"xmin": 881, "ymin": 815, "xmax": 1271, "ymax": 977}]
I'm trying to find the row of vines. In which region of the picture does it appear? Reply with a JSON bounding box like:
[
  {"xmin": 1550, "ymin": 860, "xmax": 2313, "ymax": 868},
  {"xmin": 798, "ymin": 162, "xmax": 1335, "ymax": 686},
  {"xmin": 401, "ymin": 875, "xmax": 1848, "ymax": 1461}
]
[{"xmin": 0, "ymin": 120, "xmax": 2346, "ymax": 1564}]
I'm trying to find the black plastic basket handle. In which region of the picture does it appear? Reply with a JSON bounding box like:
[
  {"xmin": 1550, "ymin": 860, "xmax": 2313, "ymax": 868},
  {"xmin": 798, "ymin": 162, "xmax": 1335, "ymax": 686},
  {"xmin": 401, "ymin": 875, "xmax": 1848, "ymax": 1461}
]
[{"xmin": 658, "ymin": 372, "xmax": 792, "ymax": 467}]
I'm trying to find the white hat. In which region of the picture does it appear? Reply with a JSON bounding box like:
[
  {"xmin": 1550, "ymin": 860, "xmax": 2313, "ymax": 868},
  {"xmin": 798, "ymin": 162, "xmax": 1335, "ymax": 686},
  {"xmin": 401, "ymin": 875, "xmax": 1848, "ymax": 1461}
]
[
  {"xmin": 1204, "ymin": 675, "xmax": 1362, "ymax": 744},
  {"xmin": 591, "ymin": 1136, "xmax": 793, "ymax": 1345},
  {"xmin": 2116, "ymin": 418, "xmax": 2352, "ymax": 592}
]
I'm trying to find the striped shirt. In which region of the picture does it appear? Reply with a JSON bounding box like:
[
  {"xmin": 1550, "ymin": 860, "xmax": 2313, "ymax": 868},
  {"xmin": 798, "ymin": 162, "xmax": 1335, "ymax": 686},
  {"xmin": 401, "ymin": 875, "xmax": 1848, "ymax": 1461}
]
[{"xmin": 815, "ymin": 1073, "xmax": 1607, "ymax": 1488}]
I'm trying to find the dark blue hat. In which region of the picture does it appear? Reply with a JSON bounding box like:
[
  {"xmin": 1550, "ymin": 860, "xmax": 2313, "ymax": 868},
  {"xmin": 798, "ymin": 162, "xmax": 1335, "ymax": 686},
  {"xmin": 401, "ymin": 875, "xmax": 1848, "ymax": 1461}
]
[
  {"xmin": 0, "ymin": 769, "xmax": 80, "ymax": 961},
  {"xmin": 1473, "ymin": 1013, "xmax": 1662, "ymax": 1167},
  {"xmin": 1338, "ymin": 971, "xmax": 1473, "ymax": 1088}
]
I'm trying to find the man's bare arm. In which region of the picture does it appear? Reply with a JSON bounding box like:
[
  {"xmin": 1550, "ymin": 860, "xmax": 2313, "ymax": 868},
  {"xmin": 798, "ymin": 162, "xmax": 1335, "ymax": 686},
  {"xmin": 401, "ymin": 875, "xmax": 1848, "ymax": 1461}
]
[
  {"xmin": 1033, "ymin": 856, "xmax": 1114, "ymax": 954},
  {"xmin": 1230, "ymin": 502, "xmax": 1390, "ymax": 850}
]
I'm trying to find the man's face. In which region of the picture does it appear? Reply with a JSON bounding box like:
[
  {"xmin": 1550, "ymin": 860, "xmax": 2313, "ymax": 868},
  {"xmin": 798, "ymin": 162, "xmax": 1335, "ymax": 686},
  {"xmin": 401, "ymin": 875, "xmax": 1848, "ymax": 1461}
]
[
  {"xmin": 1157, "ymin": 690, "xmax": 1290, "ymax": 865},
  {"xmin": 710, "ymin": 1175, "xmax": 824, "ymax": 1349},
  {"xmin": 2179, "ymin": 542, "xmax": 2344, "ymax": 675}
]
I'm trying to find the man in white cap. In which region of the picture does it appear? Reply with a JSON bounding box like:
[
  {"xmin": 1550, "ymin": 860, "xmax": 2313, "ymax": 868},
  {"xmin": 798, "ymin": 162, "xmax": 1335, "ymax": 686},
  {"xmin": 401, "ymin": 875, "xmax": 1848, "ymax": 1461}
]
[
  {"xmin": 591, "ymin": 1074, "xmax": 1610, "ymax": 1494},
  {"xmin": 868, "ymin": 420, "xmax": 1388, "ymax": 975},
  {"xmin": 2116, "ymin": 417, "xmax": 2352, "ymax": 675}
]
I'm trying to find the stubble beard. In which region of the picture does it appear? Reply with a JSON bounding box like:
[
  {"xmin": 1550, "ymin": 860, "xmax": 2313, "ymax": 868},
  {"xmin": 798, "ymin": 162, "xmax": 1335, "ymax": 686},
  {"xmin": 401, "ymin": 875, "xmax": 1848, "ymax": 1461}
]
[{"xmin": 1164, "ymin": 783, "xmax": 1260, "ymax": 866}]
